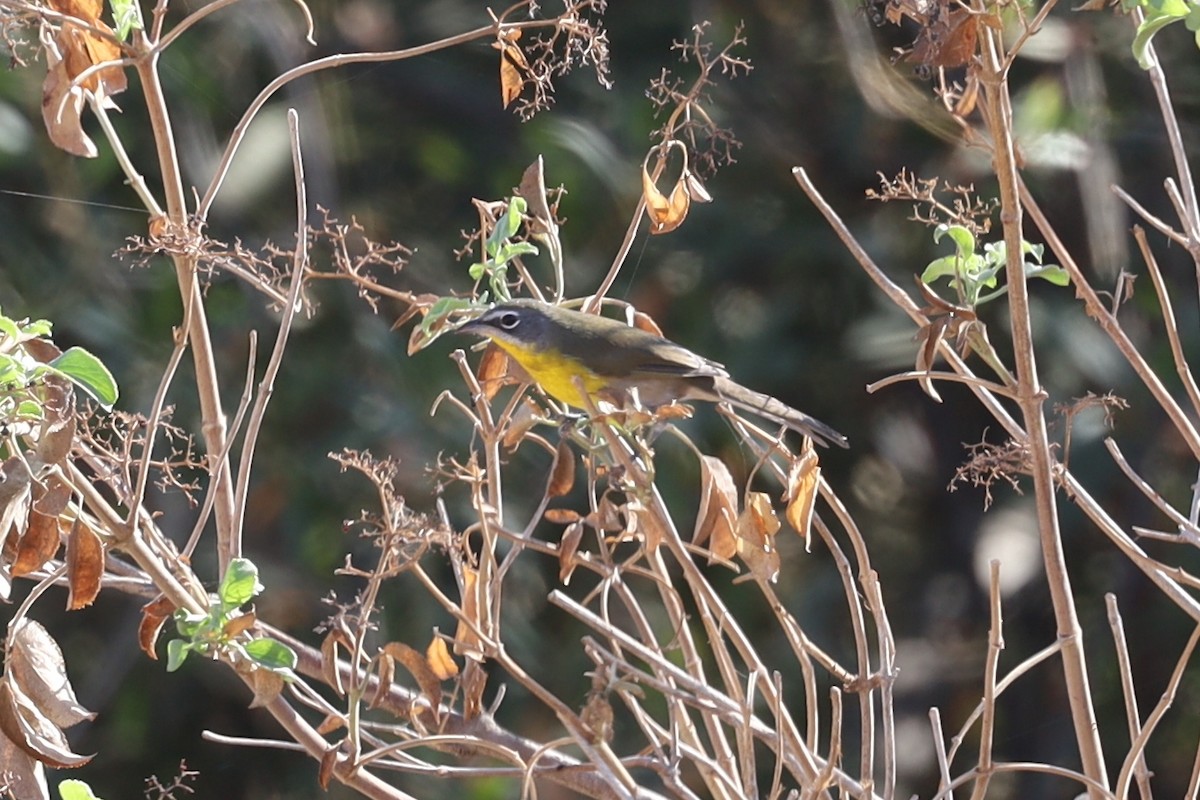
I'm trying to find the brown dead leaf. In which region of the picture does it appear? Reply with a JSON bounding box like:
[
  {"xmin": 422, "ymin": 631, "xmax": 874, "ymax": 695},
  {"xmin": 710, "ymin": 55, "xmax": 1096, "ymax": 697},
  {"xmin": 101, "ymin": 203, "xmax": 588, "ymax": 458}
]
[
  {"xmin": 580, "ymin": 692, "xmax": 614, "ymax": 743},
  {"xmin": 382, "ymin": 642, "xmax": 442, "ymax": 720},
  {"xmin": 543, "ymin": 507, "xmax": 581, "ymax": 525},
  {"xmin": 246, "ymin": 668, "xmax": 285, "ymax": 709},
  {"xmin": 495, "ymin": 28, "xmax": 528, "ymax": 109},
  {"xmin": 642, "ymin": 149, "xmax": 692, "ymax": 235},
  {"xmin": 785, "ymin": 445, "xmax": 821, "ymax": 551},
  {"xmin": 478, "ymin": 343, "xmax": 519, "ymax": 402},
  {"xmin": 548, "ymin": 438, "xmax": 576, "ymax": 498},
  {"xmin": 222, "ymin": 610, "xmax": 256, "ymax": 639},
  {"xmin": 501, "ymin": 398, "xmax": 542, "ymax": 449},
  {"xmin": 321, "ymin": 625, "xmax": 352, "ymax": 697},
  {"xmin": 558, "ymin": 520, "xmax": 583, "ymax": 584},
  {"xmin": 426, "ymin": 635, "xmax": 459, "ymax": 681},
  {"xmin": 65, "ymin": 518, "xmax": 102, "ymax": 610},
  {"xmin": 315, "ymin": 714, "xmax": 344, "ymax": 735},
  {"xmin": 736, "ymin": 491, "xmax": 781, "ymax": 583},
  {"xmin": 631, "ymin": 310, "xmax": 663, "ymax": 336},
  {"xmin": 8, "ymin": 619, "xmax": 93, "ymax": 729},
  {"xmin": 12, "ymin": 512, "xmax": 62, "ymax": 578},
  {"xmin": 369, "ymin": 651, "xmax": 395, "ymax": 710},
  {"xmin": 454, "ymin": 566, "xmax": 483, "ymax": 658},
  {"xmin": 35, "ymin": 416, "xmax": 75, "ymax": 471},
  {"xmin": 461, "ymin": 660, "xmax": 487, "ymax": 720},
  {"xmin": 138, "ymin": 595, "xmax": 176, "ymax": 661},
  {"xmin": 911, "ymin": 8, "xmax": 981, "ymax": 70},
  {"xmin": 318, "ymin": 745, "xmax": 339, "ymax": 790},
  {"xmin": 694, "ymin": 455, "xmax": 738, "ymax": 561},
  {"xmin": 0, "ymin": 735, "xmax": 48, "ymax": 799},
  {"xmin": 0, "ymin": 678, "xmax": 93, "ymax": 768}
]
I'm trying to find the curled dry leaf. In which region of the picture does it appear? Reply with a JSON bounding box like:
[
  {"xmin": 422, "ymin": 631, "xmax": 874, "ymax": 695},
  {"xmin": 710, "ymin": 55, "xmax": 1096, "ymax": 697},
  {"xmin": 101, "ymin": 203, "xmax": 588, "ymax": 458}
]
[
  {"xmin": 548, "ymin": 438, "xmax": 576, "ymax": 498},
  {"xmin": 318, "ymin": 745, "xmax": 339, "ymax": 790},
  {"xmin": 12, "ymin": 512, "xmax": 62, "ymax": 578},
  {"xmin": 426, "ymin": 636, "xmax": 459, "ymax": 681},
  {"xmin": 454, "ymin": 565, "xmax": 484, "ymax": 659},
  {"xmin": 35, "ymin": 415, "xmax": 75, "ymax": 471},
  {"xmin": 631, "ymin": 310, "xmax": 663, "ymax": 336},
  {"xmin": 65, "ymin": 519, "xmax": 102, "ymax": 610},
  {"xmin": 694, "ymin": 455, "xmax": 738, "ymax": 562},
  {"xmin": 0, "ymin": 734, "xmax": 48, "ymax": 799},
  {"xmin": 495, "ymin": 28, "xmax": 528, "ymax": 109},
  {"xmin": 558, "ymin": 520, "xmax": 584, "ymax": 584},
  {"xmin": 222, "ymin": 610, "xmax": 256, "ymax": 639},
  {"xmin": 0, "ymin": 678, "xmax": 93, "ymax": 768},
  {"xmin": 382, "ymin": 642, "xmax": 442, "ymax": 721},
  {"xmin": 785, "ymin": 444, "xmax": 821, "ymax": 552},
  {"xmin": 580, "ymin": 692, "xmax": 614, "ymax": 743},
  {"xmin": 321, "ymin": 625, "xmax": 352, "ymax": 697},
  {"xmin": 138, "ymin": 595, "xmax": 176, "ymax": 661},
  {"xmin": 543, "ymin": 507, "xmax": 581, "ymax": 525},
  {"xmin": 642, "ymin": 157, "xmax": 691, "ymax": 235},
  {"xmin": 736, "ymin": 491, "xmax": 781, "ymax": 583},
  {"xmin": 501, "ymin": 398, "xmax": 542, "ymax": 449},
  {"xmin": 245, "ymin": 668, "xmax": 285, "ymax": 709},
  {"xmin": 369, "ymin": 651, "xmax": 395, "ymax": 711},
  {"xmin": 478, "ymin": 343, "xmax": 520, "ymax": 402},
  {"xmin": 9, "ymin": 619, "xmax": 94, "ymax": 729}
]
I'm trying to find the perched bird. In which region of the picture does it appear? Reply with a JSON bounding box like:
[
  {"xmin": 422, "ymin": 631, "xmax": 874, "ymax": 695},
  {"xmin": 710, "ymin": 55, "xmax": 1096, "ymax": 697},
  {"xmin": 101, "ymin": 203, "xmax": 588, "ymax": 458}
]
[{"xmin": 458, "ymin": 299, "xmax": 848, "ymax": 448}]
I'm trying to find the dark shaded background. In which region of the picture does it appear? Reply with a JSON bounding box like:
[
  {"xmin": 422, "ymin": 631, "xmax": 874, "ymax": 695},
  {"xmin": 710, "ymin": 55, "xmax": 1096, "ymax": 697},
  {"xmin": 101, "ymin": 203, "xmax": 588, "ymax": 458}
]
[{"xmin": 2, "ymin": 0, "xmax": 1200, "ymax": 797}]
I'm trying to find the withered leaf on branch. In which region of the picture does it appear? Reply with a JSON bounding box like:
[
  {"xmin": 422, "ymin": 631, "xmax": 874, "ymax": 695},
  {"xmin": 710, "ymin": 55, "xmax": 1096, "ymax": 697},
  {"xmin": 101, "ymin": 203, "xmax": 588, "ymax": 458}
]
[
  {"xmin": 477, "ymin": 342, "xmax": 522, "ymax": 402},
  {"xmin": 642, "ymin": 148, "xmax": 692, "ymax": 235},
  {"xmin": 138, "ymin": 595, "xmax": 176, "ymax": 661},
  {"xmin": 245, "ymin": 668, "xmax": 285, "ymax": 709},
  {"xmin": 543, "ymin": 507, "xmax": 581, "ymax": 525},
  {"xmin": 693, "ymin": 455, "xmax": 738, "ymax": 562},
  {"xmin": 426, "ymin": 636, "xmax": 459, "ymax": 681},
  {"xmin": 8, "ymin": 619, "xmax": 94, "ymax": 730},
  {"xmin": 382, "ymin": 642, "xmax": 442, "ymax": 721},
  {"xmin": 369, "ymin": 651, "xmax": 395, "ymax": 711},
  {"xmin": 736, "ymin": 492, "xmax": 781, "ymax": 583},
  {"xmin": 495, "ymin": 28, "xmax": 528, "ymax": 109},
  {"xmin": 65, "ymin": 519, "xmax": 102, "ymax": 610},
  {"xmin": 40, "ymin": 0, "xmax": 129, "ymax": 158},
  {"xmin": 454, "ymin": 566, "xmax": 484, "ymax": 659},
  {"xmin": 558, "ymin": 520, "xmax": 584, "ymax": 585},
  {"xmin": 0, "ymin": 678, "xmax": 93, "ymax": 769},
  {"xmin": 12, "ymin": 512, "xmax": 62, "ymax": 578},
  {"xmin": 785, "ymin": 445, "xmax": 821, "ymax": 552},
  {"xmin": 0, "ymin": 734, "xmax": 48, "ymax": 800},
  {"xmin": 547, "ymin": 438, "xmax": 577, "ymax": 498}
]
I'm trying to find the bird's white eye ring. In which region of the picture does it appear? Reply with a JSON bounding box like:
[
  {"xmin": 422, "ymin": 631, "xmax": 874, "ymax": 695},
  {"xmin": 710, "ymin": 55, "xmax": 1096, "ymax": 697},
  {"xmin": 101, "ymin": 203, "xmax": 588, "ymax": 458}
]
[{"xmin": 498, "ymin": 312, "xmax": 520, "ymax": 330}]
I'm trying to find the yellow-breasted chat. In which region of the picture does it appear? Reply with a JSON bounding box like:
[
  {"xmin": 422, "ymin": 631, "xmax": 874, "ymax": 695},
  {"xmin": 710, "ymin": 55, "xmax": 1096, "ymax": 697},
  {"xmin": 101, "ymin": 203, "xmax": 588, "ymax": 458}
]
[{"xmin": 458, "ymin": 299, "xmax": 848, "ymax": 448}]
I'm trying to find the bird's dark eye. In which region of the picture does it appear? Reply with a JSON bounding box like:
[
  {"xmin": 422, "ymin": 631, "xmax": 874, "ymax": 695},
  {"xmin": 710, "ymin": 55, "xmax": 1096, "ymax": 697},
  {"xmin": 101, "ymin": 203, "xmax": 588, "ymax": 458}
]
[{"xmin": 498, "ymin": 312, "xmax": 520, "ymax": 330}]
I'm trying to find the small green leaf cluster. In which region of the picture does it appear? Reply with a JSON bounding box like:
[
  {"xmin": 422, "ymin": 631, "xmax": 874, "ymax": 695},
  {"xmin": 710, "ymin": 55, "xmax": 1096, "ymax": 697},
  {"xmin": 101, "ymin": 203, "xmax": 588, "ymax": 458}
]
[
  {"xmin": 922, "ymin": 224, "xmax": 1067, "ymax": 306},
  {"xmin": 0, "ymin": 309, "xmax": 119, "ymax": 421},
  {"xmin": 469, "ymin": 197, "xmax": 539, "ymax": 301},
  {"xmin": 109, "ymin": 0, "xmax": 144, "ymax": 41},
  {"xmin": 1125, "ymin": 0, "xmax": 1200, "ymax": 68},
  {"xmin": 167, "ymin": 558, "xmax": 297, "ymax": 675}
]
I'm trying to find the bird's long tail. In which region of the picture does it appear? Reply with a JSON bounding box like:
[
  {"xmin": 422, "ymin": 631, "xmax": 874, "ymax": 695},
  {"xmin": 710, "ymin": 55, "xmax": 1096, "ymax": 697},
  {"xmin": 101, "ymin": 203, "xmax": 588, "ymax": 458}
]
[{"xmin": 711, "ymin": 377, "xmax": 849, "ymax": 448}]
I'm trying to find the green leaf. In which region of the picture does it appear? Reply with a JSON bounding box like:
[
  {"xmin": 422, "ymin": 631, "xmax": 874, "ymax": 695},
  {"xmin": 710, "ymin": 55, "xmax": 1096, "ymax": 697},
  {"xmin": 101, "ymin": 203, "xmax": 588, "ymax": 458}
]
[
  {"xmin": 166, "ymin": 639, "xmax": 192, "ymax": 672},
  {"xmin": 1028, "ymin": 265, "xmax": 1070, "ymax": 286},
  {"xmin": 495, "ymin": 241, "xmax": 539, "ymax": 265},
  {"xmin": 15, "ymin": 400, "xmax": 44, "ymax": 420},
  {"xmin": 419, "ymin": 296, "xmax": 475, "ymax": 335},
  {"xmin": 108, "ymin": 0, "xmax": 144, "ymax": 40},
  {"xmin": 484, "ymin": 197, "xmax": 528, "ymax": 258},
  {"xmin": 0, "ymin": 315, "xmax": 19, "ymax": 345},
  {"xmin": 933, "ymin": 224, "xmax": 976, "ymax": 259},
  {"xmin": 468, "ymin": 262, "xmax": 488, "ymax": 281},
  {"xmin": 218, "ymin": 557, "xmax": 263, "ymax": 610},
  {"xmin": 20, "ymin": 319, "xmax": 52, "ymax": 338},
  {"xmin": 1133, "ymin": 10, "xmax": 1183, "ymax": 69},
  {"xmin": 58, "ymin": 779, "xmax": 103, "ymax": 800},
  {"xmin": 244, "ymin": 637, "xmax": 299, "ymax": 672},
  {"xmin": 49, "ymin": 347, "xmax": 119, "ymax": 407},
  {"xmin": 0, "ymin": 354, "xmax": 22, "ymax": 386}
]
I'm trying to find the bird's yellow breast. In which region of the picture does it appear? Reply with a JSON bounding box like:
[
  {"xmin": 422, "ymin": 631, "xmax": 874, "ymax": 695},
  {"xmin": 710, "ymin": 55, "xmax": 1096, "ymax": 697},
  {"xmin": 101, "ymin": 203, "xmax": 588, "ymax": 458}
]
[{"xmin": 490, "ymin": 339, "xmax": 606, "ymax": 409}]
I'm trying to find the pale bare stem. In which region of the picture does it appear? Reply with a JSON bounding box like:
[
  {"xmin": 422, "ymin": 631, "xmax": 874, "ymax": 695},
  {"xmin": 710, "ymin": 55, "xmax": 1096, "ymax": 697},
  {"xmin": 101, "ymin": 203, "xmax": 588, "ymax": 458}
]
[
  {"xmin": 1112, "ymin": 185, "xmax": 1188, "ymax": 246},
  {"xmin": 945, "ymin": 640, "xmax": 1062, "ymax": 767},
  {"xmin": 1132, "ymin": 224, "xmax": 1200, "ymax": 419},
  {"xmin": 1130, "ymin": 8, "xmax": 1200, "ymax": 240},
  {"xmin": 863, "ymin": 570, "xmax": 897, "ymax": 800},
  {"xmin": 1061, "ymin": 470, "xmax": 1200, "ymax": 623},
  {"xmin": 1104, "ymin": 594, "xmax": 1154, "ymax": 800},
  {"xmin": 810, "ymin": 514, "xmax": 876, "ymax": 786},
  {"xmin": 979, "ymin": 19, "xmax": 1110, "ymax": 791},
  {"xmin": 229, "ymin": 109, "xmax": 309, "ymax": 562},
  {"xmin": 929, "ymin": 707, "xmax": 953, "ymax": 800},
  {"xmin": 583, "ymin": 196, "xmax": 647, "ymax": 314},
  {"xmin": 1022, "ymin": 184, "xmax": 1200, "ymax": 461},
  {"xmin": 183, "ymin": 335, "xmax": 257, "ymax": 559},
  {"xmin": 1105, "ymin": 438, "xmax": 1200, "ymax": 545},
  {"xmin": 968, "ymin": 560, "xmax": 1003, "ymax": 800},
  {"xmin": 1115, "ymin": 625, "xmax": 1200, "ymax": 799},
  {"xmin": 866, "ymin": 371, "xmax": 1017, "ymax": 400},
  {"xmin": 89, "ymin": 99, "xmax": 164, "ymax": 216},
  {"xmin": 133, "ymin": 37, "xmax": 238, "ymax": 573}
]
